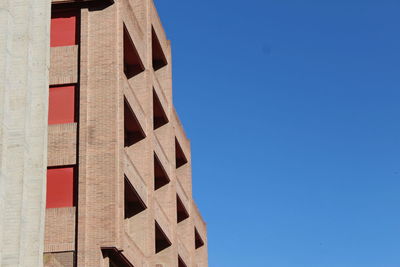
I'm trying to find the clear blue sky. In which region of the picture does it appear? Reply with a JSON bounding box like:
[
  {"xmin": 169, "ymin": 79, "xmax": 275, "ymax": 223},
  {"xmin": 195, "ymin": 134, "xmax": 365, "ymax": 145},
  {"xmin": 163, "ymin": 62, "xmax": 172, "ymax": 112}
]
[{"xmin": 154, "ymin": 1, "xmax": 400, "ymax": 266}]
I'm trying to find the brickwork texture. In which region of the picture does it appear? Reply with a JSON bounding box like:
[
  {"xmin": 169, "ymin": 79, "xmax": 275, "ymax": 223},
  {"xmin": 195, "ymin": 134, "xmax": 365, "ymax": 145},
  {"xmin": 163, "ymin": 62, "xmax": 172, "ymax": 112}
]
[{"xmin": 44, "ymin": 0, "xmax": 208, "ymax": 266}]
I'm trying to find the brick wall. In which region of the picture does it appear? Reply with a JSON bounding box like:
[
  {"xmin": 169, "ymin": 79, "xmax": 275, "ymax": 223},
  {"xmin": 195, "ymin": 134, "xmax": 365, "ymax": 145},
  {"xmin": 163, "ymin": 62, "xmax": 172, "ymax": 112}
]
[{"xmin": 46, "ymin": 1, "xmax": 208, "ymax": 266}]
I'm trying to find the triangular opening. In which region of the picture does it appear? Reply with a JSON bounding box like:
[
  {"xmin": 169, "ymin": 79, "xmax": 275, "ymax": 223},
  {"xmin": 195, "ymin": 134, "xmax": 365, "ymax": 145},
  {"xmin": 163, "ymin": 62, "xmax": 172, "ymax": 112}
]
[
  {"xmin": 178, "ymin": 256, "xmax": 187, "ymax": 267},
  {"xmin": 175, "ymin": 138, "xmax": 188, "ymax": 168},
  {"xmin": 124, "ymin": 24, "xmax": 144, "ymax": 79},
  {"xmin": 152, "ymin": 27, "xmax": 167, "ymax": 71},
  {"xmin": 176, "ymin": 194, "xmax": 189, "ymax": 223},
  {"xmin": 102, "ymin": 247, "xmax": 134, "ymax": 267},
  {"xmin": 124, "ymin": 98, "xmax": 145, "ymax": 147},
  {"xmin": 153, "ymin": 89, "xmax": 168, "ymax": 129},
  {"xmin": 195, "ymin": 228, "xmax": 205, "ymax": 249},
  {"xmin": 108, "ymin": 253, "xmax": 133, "ymax": 267},
  {"xmin": 155, "ymin": 221, "xmax": 171, "ymax": 253},
  {"xmin": 154, "ymin": 153, "xmax": 170, "ymax": 190},
  {"xmin": 124, "ymin": 176, "xmax": 147, "ymax": 219}
]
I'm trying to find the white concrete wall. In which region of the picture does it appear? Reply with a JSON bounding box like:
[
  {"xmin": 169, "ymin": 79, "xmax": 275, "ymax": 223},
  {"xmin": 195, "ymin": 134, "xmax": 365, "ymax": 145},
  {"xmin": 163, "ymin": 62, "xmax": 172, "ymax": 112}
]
[{"xmin": 0, "ymin": 0, "xmax": 51, "ymax": 266}]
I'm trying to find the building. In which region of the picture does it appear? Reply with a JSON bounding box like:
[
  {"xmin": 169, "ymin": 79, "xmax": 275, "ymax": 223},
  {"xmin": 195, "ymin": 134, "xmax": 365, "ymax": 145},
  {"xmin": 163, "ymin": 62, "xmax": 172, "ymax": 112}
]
[{"xmin": 4, "ymin": 0, "xmax": 207, "ymax": 266}]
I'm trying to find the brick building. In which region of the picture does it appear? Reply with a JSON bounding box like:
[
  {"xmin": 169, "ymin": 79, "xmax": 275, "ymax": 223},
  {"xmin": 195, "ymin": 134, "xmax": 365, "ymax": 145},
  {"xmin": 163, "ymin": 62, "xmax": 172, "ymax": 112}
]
[{"xmin": 43, "ymin": 0, "xmax": 208, "ymax": 266}]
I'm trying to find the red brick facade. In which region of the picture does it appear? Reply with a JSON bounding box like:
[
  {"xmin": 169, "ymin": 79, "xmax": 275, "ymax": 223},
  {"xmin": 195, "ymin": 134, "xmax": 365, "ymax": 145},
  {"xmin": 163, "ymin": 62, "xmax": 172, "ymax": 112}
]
[{"xmin": 44, "ymin": 0, "xmax": 208, "ymax": 266}]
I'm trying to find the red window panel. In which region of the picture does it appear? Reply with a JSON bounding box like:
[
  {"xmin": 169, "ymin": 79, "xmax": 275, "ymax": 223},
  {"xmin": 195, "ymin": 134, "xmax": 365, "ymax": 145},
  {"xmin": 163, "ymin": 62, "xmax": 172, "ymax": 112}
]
[
  {"xmin": 46, "ymin": 167, "xmax": 75, "ymax": 209},
  {"xmin": 51, "ymin": 11, "xmax": 78, "ymax": 47},
  {"xmin": 48, "ymin": 85, "xmax": 76, "ymax": 125}
]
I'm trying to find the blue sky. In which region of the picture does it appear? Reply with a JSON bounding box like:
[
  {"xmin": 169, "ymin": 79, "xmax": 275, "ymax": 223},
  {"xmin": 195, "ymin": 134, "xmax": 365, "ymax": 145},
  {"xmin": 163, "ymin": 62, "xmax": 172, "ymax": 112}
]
[{"xmin": 154, "ymin": 1, "xmax": 400, "ymax": 266}]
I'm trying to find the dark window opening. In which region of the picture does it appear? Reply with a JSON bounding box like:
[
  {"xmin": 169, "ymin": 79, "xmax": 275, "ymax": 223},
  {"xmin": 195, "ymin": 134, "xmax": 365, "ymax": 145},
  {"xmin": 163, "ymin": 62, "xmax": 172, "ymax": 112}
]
[
  {"xmin": 152, "ymin": 27, "xmax": 167, "ymax": 71},
  {"xmin": 110, "ymin": 259, "xmax": 119, "ymax": 267},
  {"xmin": 155, "ymin": 221, "xmax": 171, "ymax": 253},
  {"xmin": 124, "ymin": 25, "xmax": 144, "ymax": 79},
  {"xmin": 124, "ymin": 176, "xmax": 147, "ymax": 219},
  {"xmin": 153, "ymin": 89, "xmax": 168, "ymax": 129},
  {"xmin": 102, "ymin": 248, "xmax": 134, "ymax": 267},
  {"xmin": 124, "ymin": 98, "xmax": 145, "ymax": 147},
  {"xmin": 178, "ymin": 256, "xmax": 187, "ymax": 267},
  {"xmin": 176, "ymin": 194, "xmax": 189, "ymax": 223},
  {"xmin": 195, "ymin": 228, "xmax": 205, "ymax": 249},
  {"xmin": 175, "ymin": 138, "xmax": 188, "ymax": 168},
  {"xmin": 154, "ymin": 153, "xmax": 170, "ymax": 190}
]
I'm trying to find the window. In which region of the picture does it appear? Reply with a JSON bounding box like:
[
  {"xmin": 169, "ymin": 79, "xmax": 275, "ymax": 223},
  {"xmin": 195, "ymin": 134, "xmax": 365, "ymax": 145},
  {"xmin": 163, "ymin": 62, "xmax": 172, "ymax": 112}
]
[
  {"xmin": 123, "ymin": 25, "xmax": 144, "ymax": 79},
  {"xmin": 176, "ymin": 194, "xmax": 189, "ymax": 223},
  {"xmin": 152, "ymin": 27, "xmax": 167, "ymax": 70},
  {"xmin": 51, "ymin": 10, "xmax": 79, "ymax": 47},
  {"xmin": 124, "ymin": 176, "xmax": 146, "ymax": 219},
  {"xmin": 102, "ymin": 248, "xmax": 134, "ymax": 267},
  {"xmin": 48, "ymin": 85, "xmax": 76, "ymax": 125},
  {"xmin": 178, "ymin": 256, "xmax": 187, "ymax": 267},
  {"xmin": 153, "ymin": 89, "xmax": 168, "ymax": 129},
  {"xmin": 154, "ymin": 153, "xmax": 170, "ymax": 190},
  {"xmin": 46, "ymin": 167, "xmax": 75, "ymax": 208},
  {"xmin": 155, "ymin": 221, "xmax": 171, "ymax": 253},
  {"xmin": 175, "ymin": 138, "xmax": 188, "ymax": 168},
  {"xmin": 195, "ymin": 228, "xmax": 205, "ymax": 249},
  {"xmin": 124, "ymin": 98, "xmax": 145, "ymax": 147}
]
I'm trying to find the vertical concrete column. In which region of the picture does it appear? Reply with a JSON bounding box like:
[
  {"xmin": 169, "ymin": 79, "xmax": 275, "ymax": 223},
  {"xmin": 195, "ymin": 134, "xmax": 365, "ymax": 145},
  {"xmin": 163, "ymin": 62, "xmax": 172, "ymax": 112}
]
[{"xmin": 0, "ymin": 0, "xmax": 51, "ymax": 266}]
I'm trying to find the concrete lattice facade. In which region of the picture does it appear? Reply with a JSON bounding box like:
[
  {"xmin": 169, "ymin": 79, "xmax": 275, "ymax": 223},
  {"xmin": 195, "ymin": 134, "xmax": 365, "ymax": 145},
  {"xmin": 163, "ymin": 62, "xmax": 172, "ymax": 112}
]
[{"xmin": 43, "ymin": 0, "xmax": 208, "ymax": 266}]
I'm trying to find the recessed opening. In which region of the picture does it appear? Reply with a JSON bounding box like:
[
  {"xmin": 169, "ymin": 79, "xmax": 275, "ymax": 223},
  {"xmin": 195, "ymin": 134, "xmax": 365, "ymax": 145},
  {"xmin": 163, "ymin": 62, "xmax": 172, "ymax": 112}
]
[
  {"xmin": 102, "ymin": 247, "xmax": 134, "ymax": 267},
  {"xmin": 51, "ymin": 10, "xmax": 79, "ymax": 47},
  {"xmin": 152, "ymin": 27, "xmax": 167, "ymax": 71},
  {"xmin": 109, "ymin": 259, "xmax": 119, "ymax": 267},
  {"xmin": 154, "ymin": 153, "xmax": 170, "ymax": 190},
  {"xmin": 124, "ymin": 25, "xmax": 144, "ymax": 79},
  {"xmin": 155, "ymin": 221, "xmax": 171, "ymax": 253},
  {"xmin": 153, "ymin": 89, "xmax": 168, "ymax": 129},
  {"xmin": 109, "ymin": 256, "xmax": 132, "ymax": 267},
  {"xmin": 195, "ymin": 228, "xmax": 205, "ymax": 249},
  {"xmin": 176, "ymin": 194, "xmax": 189, "ymax": 223},
  {"xmin": 124, "ymin": 98, "xmax": 145, "ymax": 147},
  {"xmin": 175, "ymin": 138, "xmax": 188, "ymax": 168},
  {"xmin": 178, "ymin": 256, "xmax": 187, "ymax": 267},
  {"xmin": 48, "ymin": 85, "xmax": 76, "ymax": 125},
  {"xmin": 124, "ymin": 176, "xmax": 146, "ymax": 219},
  {"xmin": 46, "ymin": 166, "xmax": 76, "ymax": 208}
]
